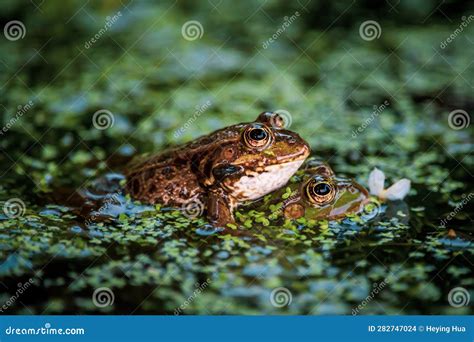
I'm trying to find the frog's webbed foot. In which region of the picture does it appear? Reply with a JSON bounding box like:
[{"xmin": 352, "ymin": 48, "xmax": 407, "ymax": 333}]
[{"xmin": 206, "ymin": 189, "xmax": 236, "ymax": 228}]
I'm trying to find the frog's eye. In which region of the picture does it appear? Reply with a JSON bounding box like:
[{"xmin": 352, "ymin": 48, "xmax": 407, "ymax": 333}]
[
  {"xmin": 243, "ymin": 124, "xmax": 273, "ymax": 149},
  {"xmin": 305, "ymin": 179, "xmax": 336, "ymax": 205}
]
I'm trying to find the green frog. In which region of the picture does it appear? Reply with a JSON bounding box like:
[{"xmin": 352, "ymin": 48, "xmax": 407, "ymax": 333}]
[
  {"xmin": 255, "ymin": 160, "xmax": 369, "ymax": 220},
  {"xmin": 125, "ymin": 112, "xmax": 311, "ymax": 227}
]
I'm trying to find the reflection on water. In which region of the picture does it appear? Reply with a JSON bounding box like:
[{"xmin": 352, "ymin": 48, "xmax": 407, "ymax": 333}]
[{"xmin": 1, "ymin": 170, "xmax": 471, "ymax": 315}]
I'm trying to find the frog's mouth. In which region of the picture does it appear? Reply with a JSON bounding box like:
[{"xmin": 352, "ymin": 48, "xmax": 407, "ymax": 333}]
[{"xmin": 226, "ymin": 159, "xmax": 306, "ymax": 202}]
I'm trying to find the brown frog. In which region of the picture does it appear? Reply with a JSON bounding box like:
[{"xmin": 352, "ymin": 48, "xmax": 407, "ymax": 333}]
[{"xmin": 125, "ymin": 112, "xmax": 310, "ymax": 227}]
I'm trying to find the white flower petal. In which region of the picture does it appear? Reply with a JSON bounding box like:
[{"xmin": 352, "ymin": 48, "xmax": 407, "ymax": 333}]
[
  {"xmin": 382, "ymin": 179, "xmax": 411, "ymax": 200},
  {"xmin": 368, "ymin": 168, "xmax": 385, "ymax": 196}
]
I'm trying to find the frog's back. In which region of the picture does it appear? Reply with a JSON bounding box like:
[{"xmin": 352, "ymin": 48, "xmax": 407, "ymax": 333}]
[
  {"xmin": 125, "ymin": 126, "xmax": 241, "ymax": 205},
  {"xmin": 125, "ymin": 150, "xmax": 203, "ymax": 206}
]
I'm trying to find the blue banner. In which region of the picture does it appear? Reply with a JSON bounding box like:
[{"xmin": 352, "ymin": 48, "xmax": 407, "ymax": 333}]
[{"xmin": 0, "ymin": 316, "xmax": 472, "ymax": 342}]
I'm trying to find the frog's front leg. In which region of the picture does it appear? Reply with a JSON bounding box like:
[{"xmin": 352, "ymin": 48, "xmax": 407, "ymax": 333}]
[
  {"xmin": 206, "ymin": 163, "xmax": 244, "ymax": 227},
  {"xmin": 207, "ymin": 188, "xmax": 236, "ymax": 228}
]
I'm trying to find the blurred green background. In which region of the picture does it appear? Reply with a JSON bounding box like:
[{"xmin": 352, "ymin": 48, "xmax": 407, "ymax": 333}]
[{"xmin": 0, "ymin": 0, "xmax": 472, "ymax": 314}]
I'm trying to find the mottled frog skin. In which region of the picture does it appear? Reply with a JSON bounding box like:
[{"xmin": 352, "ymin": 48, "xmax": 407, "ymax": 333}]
[
  {"xmin": 126, "ymin": 112, "xmax": 310, "ymax": 227},
  {"xmin": 259, "ymin": 160, "xmax": 369, "ymax": 220}
]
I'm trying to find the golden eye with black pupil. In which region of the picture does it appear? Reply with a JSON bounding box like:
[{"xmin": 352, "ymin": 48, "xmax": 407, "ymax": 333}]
[
  {"xmin": 314, "ymin": 182, "xmax": 331, "ymax": 195},
  {"xmin": 305, "ymin": 178, "xmax": 336, "ymax": 205},
  {"xmin": 243, "ymin": 124, "xmax": 272, "ymax": 149}
]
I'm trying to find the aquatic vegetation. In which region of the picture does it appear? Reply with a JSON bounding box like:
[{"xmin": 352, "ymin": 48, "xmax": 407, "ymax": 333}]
[{"xmin": 0, "ymin": 0, "xmax": 472, "ymax": 315}]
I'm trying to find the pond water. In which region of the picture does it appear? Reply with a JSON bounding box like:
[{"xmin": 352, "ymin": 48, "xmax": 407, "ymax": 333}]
[
  {"xmin": 1, "ymin": 153, "xmax": 472, "ymax": 315},
  {"xmin": 0, "ymin": 1, "xmax": 473, "ymax": 315}
]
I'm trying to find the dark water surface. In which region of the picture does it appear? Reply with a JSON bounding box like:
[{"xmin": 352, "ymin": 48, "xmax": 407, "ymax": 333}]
[{"xmin": 0, "ymin": 0, "xmax": 473, "ymax": 314}]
